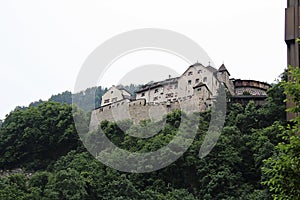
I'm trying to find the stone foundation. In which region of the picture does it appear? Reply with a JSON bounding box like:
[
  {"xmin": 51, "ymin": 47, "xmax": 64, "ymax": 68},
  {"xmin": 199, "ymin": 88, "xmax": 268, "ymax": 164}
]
[{"xmin": 89, "ymin": 94, "xmax": 210, "ymax": 131}]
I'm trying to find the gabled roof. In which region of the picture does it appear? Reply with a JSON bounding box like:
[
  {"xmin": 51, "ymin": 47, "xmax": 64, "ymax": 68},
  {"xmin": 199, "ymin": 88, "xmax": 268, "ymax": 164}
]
[
  {"xmin": 218, "ymin": 64, "xmax": 230, "ymax": 76},
  {"xmin": 122, "ymin": 94, "xmax": 134, "ymax": 100},
  {"xmin": 206, "ymin": 65, "xmax": 217, "ymax": 73},
  {"xmin": 193, "ymin": 82, "xmax": 206, "ymax": 88},
  {"xmin": 193, "ymin": 82, "xmax": 213, "ymax": 94},
  {"xmin": 135, "ymin": 77, "xmax": 179, "ymax": 93},
  {"xmin": 115, "ymin": 85, "xmax": 132, "ymax": 96},
  {"xmin": 181, "ymin": 62, "xmax": 206, "ymax": 76}
]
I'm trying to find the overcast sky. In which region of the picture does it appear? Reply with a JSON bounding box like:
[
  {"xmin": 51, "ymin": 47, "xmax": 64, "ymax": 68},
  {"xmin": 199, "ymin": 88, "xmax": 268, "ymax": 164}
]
[{"xmin": 0, "ymin": 0, "xmax": 287, "ymax": 119}]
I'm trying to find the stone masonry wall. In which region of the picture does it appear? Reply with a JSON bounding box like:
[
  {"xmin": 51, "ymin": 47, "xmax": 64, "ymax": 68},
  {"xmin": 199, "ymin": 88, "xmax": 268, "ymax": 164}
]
[{"xmin": 89, "ymin": 93, "xmax": 209, "ymax": 131}]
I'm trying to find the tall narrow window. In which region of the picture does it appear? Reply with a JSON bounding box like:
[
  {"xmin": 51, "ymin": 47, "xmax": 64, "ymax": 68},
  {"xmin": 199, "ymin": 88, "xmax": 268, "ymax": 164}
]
[
  {"xmin": 203, "ymin": 77, "xmax": 207, "ymax": 82},
  {"xmin": 188, "ymin": 80, "xmax": 192, "ymax": 85}
]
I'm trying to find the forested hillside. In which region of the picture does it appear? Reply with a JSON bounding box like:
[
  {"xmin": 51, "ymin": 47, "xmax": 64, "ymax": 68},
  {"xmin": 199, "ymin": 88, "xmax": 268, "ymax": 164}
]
[
  {"xmin": 0, "ymin": 74, "xmax": 297, "ymax": 199},
  {"xmin": 30, "ymin": 84, "xmax": 140, "ymax": 111},
  {"xmin": 29, "ymin": 86, "xmax": 108, "ymax": 111}
]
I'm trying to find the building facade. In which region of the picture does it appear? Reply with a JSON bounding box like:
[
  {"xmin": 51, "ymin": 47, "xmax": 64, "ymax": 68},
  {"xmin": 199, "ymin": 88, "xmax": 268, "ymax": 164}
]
[
  {"xmin": 230, "ymin": 79, "xmax": 271, "ymax": 106},
  {"xmin": 89, "ymin": 63, "xmax": 271, "ymax": 130},
  {"xmin": 135, "ymin": 63, "xmax": 233, "ymax": 104},
  {"xmin": 101, "ymin": 85, "xmax": 133, "ymax": 107}
]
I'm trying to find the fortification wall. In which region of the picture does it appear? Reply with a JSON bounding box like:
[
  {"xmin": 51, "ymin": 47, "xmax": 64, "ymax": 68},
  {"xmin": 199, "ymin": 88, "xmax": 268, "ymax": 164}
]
[{"xmin": 89, "ymin": 94, "xmax": 209, "ymax": 131}]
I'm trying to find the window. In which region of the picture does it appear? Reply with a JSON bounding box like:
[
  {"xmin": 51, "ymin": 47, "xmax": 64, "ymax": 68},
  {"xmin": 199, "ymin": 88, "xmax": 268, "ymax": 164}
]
[
  {"xmin": 188, "ymin": 80, "xmax": 192, "ymax": 85},
  {"xmin": 104, "ymin": 99, "xmax": 109, "ymax": 104},
  {"xmin": 198, "ymin": 70, "xmax": 202, "ymax": 74},
  {"xmin": 153, "ymin": 97, "xmax": 158, "ymax": 101},
  {"xmin": 111, "ymin": 91, "xmax": 113, "ymax": 94},
  {"xmin": 166, "ymin": 93, "xmax": 173, "ymax": 98},
  {"xmin": 197, "ymin": 88, "xmax": 202, "ymax": 91},
  {"xmin": 154, "ymin": 89, "xmax": 159, "ymax": 93},
  {"xmin": 141, "ymin": 92, "xmax": 145, "ymax": 97},
  {"xmin": 203, "ymin": 77, "xmax": 207, "ymax": 82},
  {"xmin": 195, "ymin": 78, "xmax": 199, "ymax": 83},
  {"xmin": 188, "ymin": 71, "xmax": 193, "ymax": 76},
  {"xmin": 112, "ymin": 97, "xmax": 117, "ymax": 102}
]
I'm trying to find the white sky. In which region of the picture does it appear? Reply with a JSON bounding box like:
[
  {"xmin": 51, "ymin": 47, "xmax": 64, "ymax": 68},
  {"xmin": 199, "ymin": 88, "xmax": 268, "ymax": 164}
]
[{"xmin": 0, "ymin": 0, "xmax": 287, "ymax": 119}]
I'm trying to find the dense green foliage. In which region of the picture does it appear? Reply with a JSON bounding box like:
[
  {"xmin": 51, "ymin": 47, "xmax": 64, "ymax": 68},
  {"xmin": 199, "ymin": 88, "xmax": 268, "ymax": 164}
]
[
  {"xmin": 0, "ymin": 78, "xmax": 289, "ymax": 199},
  {"xmin": 0, "ymin": 102, "xmax": 87, "ymax": 170},
  {"xmin": 27, "ymin": 86, "xmax": 109, "ymax": 112},
  {"xmin": 263, "ymin": 66, "xmax": 300, "ymax": 199},
  {"xmin": 50, "ymin": 86, "xmax": 108, "ymax": 111}
]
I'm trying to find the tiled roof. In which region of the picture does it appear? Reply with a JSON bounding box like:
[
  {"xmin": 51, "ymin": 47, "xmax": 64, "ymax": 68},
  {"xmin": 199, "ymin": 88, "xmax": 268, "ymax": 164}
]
[
  {"xmin": 206, "ymin": 65, "xmax": 217, "ymax": 73},
  {"xmin": 193, "ymin": 82, "xmax": 206, "ymax": 88},
  {"xmin": 218, "ymin": 64, "xmax": 230, "ymax": 76},
  {"xmin": 135, "ymin": 77, "xmax": 179, "ymax": 93}
]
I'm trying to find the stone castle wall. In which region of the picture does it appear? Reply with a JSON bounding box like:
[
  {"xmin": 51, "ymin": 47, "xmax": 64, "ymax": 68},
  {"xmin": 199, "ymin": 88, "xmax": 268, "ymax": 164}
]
[{"xmin": 89, "ymin": 94, "xmax": 209, "ymax": 131}]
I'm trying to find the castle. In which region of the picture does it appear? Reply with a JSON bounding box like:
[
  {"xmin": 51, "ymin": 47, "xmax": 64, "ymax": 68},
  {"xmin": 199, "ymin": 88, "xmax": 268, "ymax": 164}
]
[{"xmin": 89, "ymin": 63, "xmax": 271, "ymax": 131}]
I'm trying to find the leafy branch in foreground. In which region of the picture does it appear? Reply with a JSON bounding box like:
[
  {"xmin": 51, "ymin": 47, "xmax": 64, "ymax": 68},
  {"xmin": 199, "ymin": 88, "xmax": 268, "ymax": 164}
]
[{"xmin": 263, "ymin": 65, "xmax": 300, "ymax": 200}]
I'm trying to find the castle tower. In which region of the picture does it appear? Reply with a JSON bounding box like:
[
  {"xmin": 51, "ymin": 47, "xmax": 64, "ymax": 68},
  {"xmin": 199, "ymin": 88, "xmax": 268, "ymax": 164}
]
[
  {"xmin": 285, "ymin": 0, "xmax": 300, "ymax": 120},
  {"xmin": 217, "ymin": 64, "xmax": 235, "ymax": 95}
]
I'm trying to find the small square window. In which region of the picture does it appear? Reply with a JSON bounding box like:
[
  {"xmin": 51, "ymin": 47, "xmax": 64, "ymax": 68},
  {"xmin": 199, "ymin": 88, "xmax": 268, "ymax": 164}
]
[
  {"xmin": 141, "ymin": 93, "xmax": 145, "ymax": 97},
  {"xmin": 188, "ymin": 80, "xmax": 192, "ymax": 85},
  {"xmin": 195, "ymin": 79, "xmax": 199, "ymax": 83},
  {"xmin": 203, "ymin": 77, "xmax": 207, "ymax": 82},
  {"xmin": 154, "ymin": 89, "xmax": 159, "ymax": 93},
  {"xmin": 104, "ymin": 99, "xmax": 110, "ymax": 103},
  {"xmin": 188, "ymin": 71, "xmax": 193, "ymax": 76}
]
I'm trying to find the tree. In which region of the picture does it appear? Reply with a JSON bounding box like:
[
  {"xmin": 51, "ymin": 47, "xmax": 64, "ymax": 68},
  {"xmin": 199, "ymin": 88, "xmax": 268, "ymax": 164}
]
[
  {"xmin": 44, "ymin": 169, "xmax": 87, "ymax": 200},
  {"xmin": 263, "ymin": 66, "xmax": 300, "ymax": 199},
  {"xmin": 0, "ymin": 101, "xmax": 85, "ymax": 170},
  {"xmin": 0, "ymin": 174, "xmax": 27, "ymax": 200}
]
